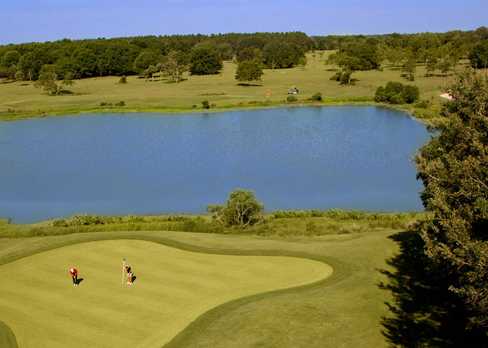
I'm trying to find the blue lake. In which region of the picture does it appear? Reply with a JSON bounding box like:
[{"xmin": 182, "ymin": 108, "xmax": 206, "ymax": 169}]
[{"xmin": 0, "ymin": 107, "xmax": 431, "ymax": 223}]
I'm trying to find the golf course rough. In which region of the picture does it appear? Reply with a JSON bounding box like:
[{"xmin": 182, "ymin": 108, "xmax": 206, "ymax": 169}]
[{"xmin": 0, "ymin": 239, "xmax": 332, "ymax": 348}]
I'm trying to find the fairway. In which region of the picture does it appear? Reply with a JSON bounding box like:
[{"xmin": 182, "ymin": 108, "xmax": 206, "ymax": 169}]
[{"xmin": 0, "ymin": 239, "xmax": 331, "ymax": 348}]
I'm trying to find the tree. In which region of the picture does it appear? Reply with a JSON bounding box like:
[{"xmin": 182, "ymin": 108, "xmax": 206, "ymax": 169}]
[
  {"xmin": 160, "ymin": 50, "xmax": 189, "ymax": 83},
  {"xmin": 190, "ymin": 45, "xmax": 223, "ymax": 75},
  {"xmin": 330, "ymin": 69, "xmax": 354, "ymax": 85},
  {"xmin": 425, "ymin": 55, "xmax": 439, "ymax": 76},
  {"xmin": 402, "ymin": 54, "xmax": 416, "ymax": 81},
  {"xmin": 262, "ymin": 42, "xmax": 303, "ymax": 69},
  {"xmin": 375, "ymin": 82, "xmax": 419, "ymax": 104},
  {"xmin": 71, "ymin": 47, "xmax": 98, "ymax": 78},
  {"xmin": 17, "ymin": 52, "xmax": 42, "ymax": 81},
  {"xmin": 133, "ymin": 49, "xmax": 162, "ymax": 73},
  {"xmin": 415, "ymin": 71, "xmax": 488, "ymax": 337},
  {"xmin": 1, "ymin": 50, "xmax": 20, "ymax": 68},
  {"xmin": 208, "ymin": 189, "xmax": 264, "ymax": 227},
  {"xmin": 331, "ymin": 42, "xmax": 381, "ymax": 71},
  {"xmin": 235, "ymin": 60, "xmax": 263, "ymax": 83},
  {"xmin": 236, "ymin": 47, "xmax": 262, "ymax": 63},
  {"xmin": 216, "ymin": 43, "xmax": 234, "ymax": 61},
  {"xmin": 34, "ymin": 65, "xmax": 59, "ymax": 95},
  {"xmin": 469, "ymin": 41, "xmax": 488, "ymax": 69}
]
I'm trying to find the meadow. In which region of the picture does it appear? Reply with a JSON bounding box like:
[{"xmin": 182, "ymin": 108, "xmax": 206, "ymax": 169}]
[{"xmin": 0, "ymin": 51, "xmax": 457, "ymax": 121}]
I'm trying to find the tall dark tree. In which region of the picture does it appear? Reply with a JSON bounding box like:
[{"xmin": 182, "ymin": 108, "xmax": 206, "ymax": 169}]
[
  {"xmin": 133, "ymin": 49, "xmax": 162, "ymax": 73},
  {"xmin": 469, "ymin": 41, "xmax": 488, "ymax": 69},
  {"xmin": 1, "ymin": 50, "xmax": 20, "ymax": 68},
  {"xmin": 416, "ymin": 71, "xmax": 488, "ymax": 337},
  {"xmin": 71, "ymin": 47, "xmax": 98, "ymax": 78},
  {"xmin": 235, "ymin": 60, "xmax": 263, "ymax": 83},
  {"xmin": 262, "ymin": 42, "xmax": 303, "ymax": 69},
  {"xmin": 189, "ymin": 45, "xmax": 222, "ymax": 75}
]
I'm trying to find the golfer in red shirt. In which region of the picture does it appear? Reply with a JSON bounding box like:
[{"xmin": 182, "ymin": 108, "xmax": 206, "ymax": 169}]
[{"xmin": 69, "ymin": 267, "xmax": 79, "ymax": 286}]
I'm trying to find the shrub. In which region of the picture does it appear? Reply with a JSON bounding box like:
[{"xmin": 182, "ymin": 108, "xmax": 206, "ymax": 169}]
[
  {"xmin": 311, "ymin": 92, "xmax": 323, "ymax": 101},
  {"xmin": 208, "ymin": 189, "xmax": 264, "ymax": 227},
  {"xmin": 115, "ymin": 101, "xmax": 126, "ymax": 107},
  {"xmin": 202, "ymin": 100, "xmax": 210, "ymax": 109},
  {"xmin": 469, "ymin": 41, "xmax": 488, "ymax": 69},
  {"xmin": 375, "ymin": 82, "xmax": 419, "ymax": 104},
  {"xmin": 287, "ymin": 95, "xmax": 298, "ymax": 103},
  {"xmin": 119, "ymin": 76, "xmax": 127, "ymax": 84}
]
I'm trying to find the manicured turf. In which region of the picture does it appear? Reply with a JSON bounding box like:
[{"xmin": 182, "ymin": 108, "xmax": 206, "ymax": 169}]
[
  {"xmin": 0, "ymin": 239, "xmax": 331, "ymax": 347},
  {"xmin": 0, "ymin": 51, "xmax": 458, "ymax": 119},
  {"xmin": 0, "ymin": 228, "xmax": 397, "ymax": 347}
]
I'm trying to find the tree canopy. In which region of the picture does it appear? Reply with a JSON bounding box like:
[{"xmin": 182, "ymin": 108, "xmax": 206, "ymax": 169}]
[
  {"xmin": 416, "ymin": 71, "xmax": 488, "ymax": 335},
  {"xmin": 189, "ymin": 45, "xmax": 223, "ymax": 75},
  {"xmin": 235, "ymin": 60, "xmax": 263, "ymax": 83}
]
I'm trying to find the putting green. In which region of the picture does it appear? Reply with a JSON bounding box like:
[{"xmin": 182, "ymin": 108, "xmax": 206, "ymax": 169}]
[{"xmin": 0, "ymin": 240, "xmax": 332, "ymax": 348}]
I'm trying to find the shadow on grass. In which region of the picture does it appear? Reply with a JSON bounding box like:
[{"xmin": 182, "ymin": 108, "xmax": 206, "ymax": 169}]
[
  {"xmin": 237, "ymin": 82, "xmax": 263, "ymax": 87},
  {"xmin": 76, "ymin": 277, "xmax": 84, "ymax": 285},
  {"xmin": 379, "ymin": 230, "xmax": 486, "ymax": 347}
]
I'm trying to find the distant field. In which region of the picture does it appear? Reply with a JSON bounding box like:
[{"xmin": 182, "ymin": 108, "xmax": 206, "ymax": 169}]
[
  {"xmin": 0, "ymin": 227, "xmax": 398, "ymax": 348},
  {"xmin": 0, "ymin": 51, "xmax": 458, "ymax": 119}
]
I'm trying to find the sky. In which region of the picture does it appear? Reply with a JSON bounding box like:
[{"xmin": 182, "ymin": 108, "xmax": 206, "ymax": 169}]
[{"xmin": 0, "ymin": 0, "xmax": 487, "ymax": 44}]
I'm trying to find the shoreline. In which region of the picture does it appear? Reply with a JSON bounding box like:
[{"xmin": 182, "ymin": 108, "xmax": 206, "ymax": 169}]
[{"xmin": 0, "ymin": 99, "xmax": 438, "ymax": 124}]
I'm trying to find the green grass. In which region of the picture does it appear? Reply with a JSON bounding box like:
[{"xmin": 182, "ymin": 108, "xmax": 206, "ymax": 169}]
[
  {"xmin": 0, "ymin": 210, "xmax": 424, "ymax": 238},
  {"xmin": 0, "ymin": 226, "xmax": 399, "ymax": 347},
  {"xmin": 0, "ymin": 238, "xmax": 330, "ymax": 347},
  {"xmin": 0, "ymin": 51, "xmax": 458, "ymax": 121}
]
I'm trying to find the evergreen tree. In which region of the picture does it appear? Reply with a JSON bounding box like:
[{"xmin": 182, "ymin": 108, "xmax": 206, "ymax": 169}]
[{"xmin": 416, "ymin": 71, "xmax": 488, "ymax": 336}]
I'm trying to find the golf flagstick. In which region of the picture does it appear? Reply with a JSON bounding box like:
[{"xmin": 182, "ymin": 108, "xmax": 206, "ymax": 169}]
[{"xmin": 122, "ymin": 258, "xmax": 126, "ymax": 285}]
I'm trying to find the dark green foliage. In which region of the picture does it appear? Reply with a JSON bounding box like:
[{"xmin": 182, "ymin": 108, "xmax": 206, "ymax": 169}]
[
  {"xmin": 160, "ymin": 50, "xmax": 189, "ymax": 83},
  {"xmin": 201, "ymin": 100, "xmax": 210, "ymax": 109},
  {"xmin": 208, "ymin": 189, "xmax": 263, "ymax": 227},
  {"xmin": 119, "ymin": 75, "xmax": 127, "ymax": 84},
  {"xmin": 415, "ymin": 71, "xmax": 488, "ymax": 333},
  {"xmin": 34, "ymin": 65, "xmax": 60, "ymax": 95},
  {"xmin": 311, "ymin": 92, "xmax": 322, "ymax": 101},
  {"xmin": 235, "ymin": 60, "xmax": 263, "ymax": 83},
  {"xmin": 381, "ymin": 231, "xmax": 485, "ymax": 347},
  {"xmin": 286, "ymin": 95, "xmax": 298, "ymax": 103},
  {"xmin": 262, "ymin": 42, "xmax": 305, "ymax": 69},
  {"xmin": 330, "ymin": 69, "xmax": 354, "ymax": 85},
  {"xmin": 55, "ymin": 57, "xmax": 76, "ymax": 80},
  {"xmin": 236, "ymin": 47, "xmax": 262, "ymax": 63},
  {"xmin": 190, "ymin": 46, "xmax": 223, "ymax": 75},
  {"xmin": 133, "ymin": 49, "xmax": 162, "ymax": 72},
  {"xmin": 375, "ymin": 82, "xmax": 419, "ymax": 104},
  {"xmin": 1, "ymin": 50, "xmax": 20, "ymax": 68},
  {"xmin": 330, "ymin": 42, "xmax": 380, "ymax": 71},
  {"xmin": 71, "ymin": 47, "xmax": 98, "ymax": 78},
  {"xmin": 469, "ymin": 40, "xmax": 488, "ymax": 69},
  {"xmin": 215, "ymin": 43, "xmax": 234, "ymax": 60},
  {"xmin": 402, "ymin": 54, "xmax": 416, "ymax": 81}
]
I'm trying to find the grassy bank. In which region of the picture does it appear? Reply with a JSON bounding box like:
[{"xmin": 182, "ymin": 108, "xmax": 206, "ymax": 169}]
[
  {"xmin": 0, "ymin": 51, "xmax": 454, "ymax": 122},
  {"xmin": 0, "ymin": 210, "xmax": 425, "ymax": 239}
]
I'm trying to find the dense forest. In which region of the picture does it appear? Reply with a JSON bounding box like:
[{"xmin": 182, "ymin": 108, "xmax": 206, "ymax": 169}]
[{"xmin": 0, "ymin": 28, "xmax": 487, "ymax": 82}]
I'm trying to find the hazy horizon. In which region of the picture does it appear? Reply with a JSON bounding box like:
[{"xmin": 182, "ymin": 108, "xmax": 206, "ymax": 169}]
[{"xmin": 1, "ymin": 0, "xmax": 486, "ymax": 45}]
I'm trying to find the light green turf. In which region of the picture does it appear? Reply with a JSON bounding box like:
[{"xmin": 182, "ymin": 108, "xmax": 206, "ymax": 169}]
[
  {"xmin": 0, "ymin": 51, "xmax": 459, "ymax": 119},
  {"xmin": 0, "ymin": 229, "xmax": 397, "ymax": 347},
  {"xmin": 0, "ymin": 239, "xmax": 331, "ymax": 348}
]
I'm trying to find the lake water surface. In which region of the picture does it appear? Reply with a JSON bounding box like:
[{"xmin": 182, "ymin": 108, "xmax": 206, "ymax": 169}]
[{"xmin": 0, "ymin": 107, "xmax": 431, "ymax": 223}]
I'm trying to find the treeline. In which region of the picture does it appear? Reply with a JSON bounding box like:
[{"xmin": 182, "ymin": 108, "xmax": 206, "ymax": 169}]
[
  {"xmin": 1, "ymin": 28, "xmax": 487, "ymax": 82},
  {"xmin": 0, "ymin": 32, "xmax": 312, "ymax": 81}
]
